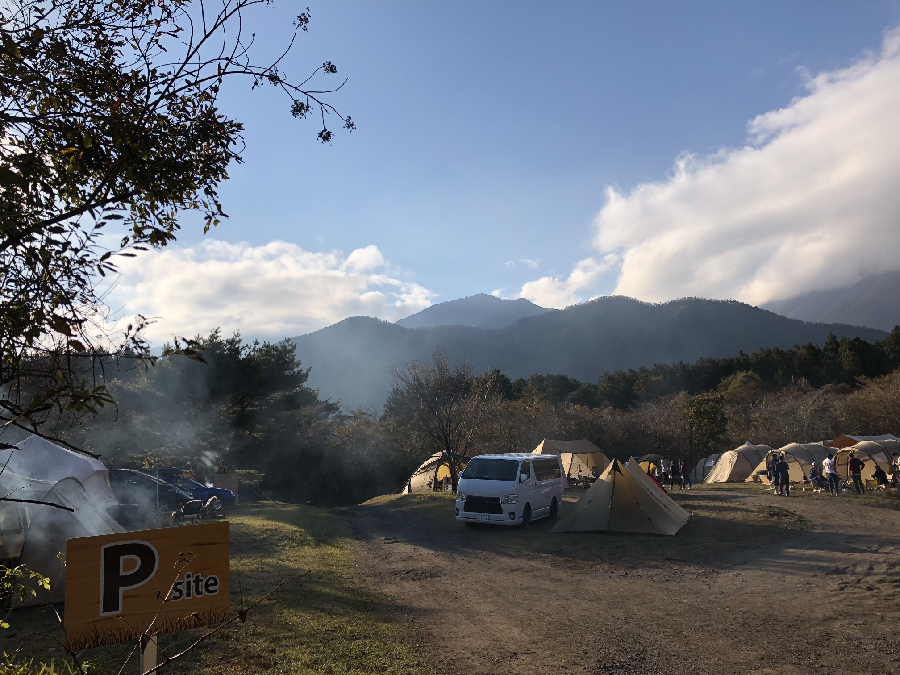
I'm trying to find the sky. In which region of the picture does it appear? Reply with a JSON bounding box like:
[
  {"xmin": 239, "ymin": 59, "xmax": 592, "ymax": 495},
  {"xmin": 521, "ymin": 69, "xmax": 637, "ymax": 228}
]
[{"xmin": 108, "ymin": 1, "xmax": 900, "ymax": 343}]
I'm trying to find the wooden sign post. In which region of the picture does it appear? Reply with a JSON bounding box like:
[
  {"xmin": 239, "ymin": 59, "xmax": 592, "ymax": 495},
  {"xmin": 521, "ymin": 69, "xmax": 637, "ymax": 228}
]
[{"xmin": 64, "ymin": 522, "xmax": 229, "ymax": 672}]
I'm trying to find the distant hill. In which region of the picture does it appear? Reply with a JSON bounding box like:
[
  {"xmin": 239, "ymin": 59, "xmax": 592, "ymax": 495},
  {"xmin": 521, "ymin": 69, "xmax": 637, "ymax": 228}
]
[
  {"xmin": 763, "ymin": 271, "xmax": 900, "ymax": 332},
  {"xmin": 396, "ymin": 293, "xmax": 552, "ymax": 329},
  {"xmin": 293, "ymin": 296, "xmax": 888, "ymax": 411}
]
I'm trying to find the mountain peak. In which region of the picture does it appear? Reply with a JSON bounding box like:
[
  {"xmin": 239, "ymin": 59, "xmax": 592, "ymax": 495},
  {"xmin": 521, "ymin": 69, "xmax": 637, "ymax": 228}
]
[{"xmin": 396, "ymin": 293, "xmax": 553, "ymax": 329}]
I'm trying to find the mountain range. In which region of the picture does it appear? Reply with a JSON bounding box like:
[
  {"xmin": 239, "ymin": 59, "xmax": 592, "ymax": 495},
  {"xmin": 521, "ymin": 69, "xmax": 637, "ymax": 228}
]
[
  {"xmin": 762, "ymin": 271, "xmax": 900, "ymax": 332},
  {"xmin": 292, "ymin": 296, "xmax": 888, "ymax": 411},
  {"xmin": 397, "ymin": 293, "xmax": 552, "ymax": 329}
]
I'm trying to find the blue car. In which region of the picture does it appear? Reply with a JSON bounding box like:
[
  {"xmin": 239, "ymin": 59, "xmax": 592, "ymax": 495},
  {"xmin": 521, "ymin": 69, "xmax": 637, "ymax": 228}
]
[{"xmin": 162, "ymin": 475, "xmax": 236, "ymax": 508}]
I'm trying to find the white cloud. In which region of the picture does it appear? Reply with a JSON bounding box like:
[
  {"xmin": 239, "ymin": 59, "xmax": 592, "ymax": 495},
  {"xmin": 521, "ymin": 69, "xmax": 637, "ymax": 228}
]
[
  {"xmin": 517, "ymin": 256, "xmax": 617, "ymax": 309},
  {"xmin": 505, "ymin": 260, "xmax": 515, "ymax": 267},
  {"xmin": 490, "ymin": 288, "xmax": 506, "ymax": 298},
  {"xmin": 593, "ymin": 25, "xmax": 900, "ymax": 306},
  {"xmin": 109, "ymin": 240, "xmax": 436, "ymax": 343},
  {"xmin": 520, "ymin": 258, "xmax": 539, "ymax": 269}
]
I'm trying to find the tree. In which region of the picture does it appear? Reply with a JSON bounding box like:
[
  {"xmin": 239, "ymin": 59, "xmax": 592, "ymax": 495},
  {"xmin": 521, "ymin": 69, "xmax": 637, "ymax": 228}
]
[
  {"xmin": 384, "ymin": 349, "xmax": 500, "ymax": 491},
  {"xmin": 686, "ymin": 393, "xmax": 727, "ymax": 465},
  {"xmin": 0, "ymin": 0, "xmax": 352, "ymax": 444}
]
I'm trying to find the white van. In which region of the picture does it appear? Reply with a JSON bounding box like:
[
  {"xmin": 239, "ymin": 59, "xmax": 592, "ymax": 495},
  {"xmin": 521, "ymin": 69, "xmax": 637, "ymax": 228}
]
[{"xmin": 455, "ymin": 453, "xmax": 565, "ymax": 526}]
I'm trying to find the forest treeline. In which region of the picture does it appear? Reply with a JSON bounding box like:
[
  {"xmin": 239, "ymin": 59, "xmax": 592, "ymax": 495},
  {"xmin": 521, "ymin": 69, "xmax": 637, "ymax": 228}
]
[{"xmin": 55, "ymin": 327, "xmax": 900, "ymax": 505}]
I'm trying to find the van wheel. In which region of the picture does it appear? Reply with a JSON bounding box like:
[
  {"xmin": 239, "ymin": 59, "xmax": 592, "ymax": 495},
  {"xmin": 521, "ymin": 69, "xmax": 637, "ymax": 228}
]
[
  {"xmin": 549, "ymin": 497, "xmax": 558, "ymax": 519},
  {"xmin": 521, "ymin": 504, "xmax": 531, "ymax": 528}
]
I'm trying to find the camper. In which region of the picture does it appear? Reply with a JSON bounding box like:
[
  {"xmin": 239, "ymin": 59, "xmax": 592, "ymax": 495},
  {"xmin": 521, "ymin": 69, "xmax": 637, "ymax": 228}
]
[{"xmin": 455, "ymin": 453, "xmax": 564, "ymax": 527}]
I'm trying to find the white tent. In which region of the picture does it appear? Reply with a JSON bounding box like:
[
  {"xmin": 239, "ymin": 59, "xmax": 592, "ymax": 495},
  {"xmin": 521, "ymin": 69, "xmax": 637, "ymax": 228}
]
[
  {"xmin": 16, "ymin": 477, "xmax": 125, "ymax": 605},
  {"xmin": 704, "ymin": 443, "xmax": 772, "ymax": 483},
  {"xmin": 0, "ymin": 435, "xmax": 118, "ymax": 507},
  {"xmin": 551, "ymin": 459, "xmax": 689, "ymax": 535},
  {"xmin": 0, "ymin": 436, "xmax": 124, "ymax": 605}
]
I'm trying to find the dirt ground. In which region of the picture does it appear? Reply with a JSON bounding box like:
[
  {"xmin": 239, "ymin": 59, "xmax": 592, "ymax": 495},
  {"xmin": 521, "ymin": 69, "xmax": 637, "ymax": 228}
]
[{"xmin": 342, "ymin": 484, "xmax": 900, "ymax": 675}]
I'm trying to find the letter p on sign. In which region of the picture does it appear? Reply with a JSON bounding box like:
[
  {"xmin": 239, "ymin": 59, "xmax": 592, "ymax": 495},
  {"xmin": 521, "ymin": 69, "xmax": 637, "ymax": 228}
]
[{"xmin": 65, "ymin": 522, "xmax": 229, "ymax": 651}]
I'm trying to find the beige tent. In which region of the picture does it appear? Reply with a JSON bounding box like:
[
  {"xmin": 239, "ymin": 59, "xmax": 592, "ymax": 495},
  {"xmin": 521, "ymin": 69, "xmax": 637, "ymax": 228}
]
[
  {"xmin": 834, "ymin": 441, "xmax": 892, "ymax": 479},
  {"xmin": 744, "ymin": 443, "xmax": 832, "ymax": 483},
  {"xmin": 704, "ymin": 443, "xmax": 772, "ymax": 483},
  {"xmin": 533, "ymin": 439, "xmax": 609, "ymax": 480},
  {"xmin": 403, "ymin": 453, "xmax": 467, "ymax": 493},
  {"xmin": 551, "ymin": 459, "xmax": 689, "ymax": 535}
]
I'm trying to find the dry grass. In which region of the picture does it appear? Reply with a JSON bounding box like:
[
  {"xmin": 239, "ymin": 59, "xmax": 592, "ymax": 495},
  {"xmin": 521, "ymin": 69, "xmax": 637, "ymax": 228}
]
[{"xmin": 0, "ymin": 505, "xmax": 432, "ymax": 675}]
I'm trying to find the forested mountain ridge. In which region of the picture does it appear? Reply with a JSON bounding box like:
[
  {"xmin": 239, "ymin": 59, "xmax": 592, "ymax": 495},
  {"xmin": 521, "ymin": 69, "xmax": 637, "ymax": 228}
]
[
  {"xmin": 397, "ymin": 293, "xmax": 552, "ymax": 329},
  {"xmin": 763, "ymin": 271, "xmax": 900, "ymax": 331},
  {"xmin": 293, "ymin": 296, "xmax": 888, "ymax": 410}
]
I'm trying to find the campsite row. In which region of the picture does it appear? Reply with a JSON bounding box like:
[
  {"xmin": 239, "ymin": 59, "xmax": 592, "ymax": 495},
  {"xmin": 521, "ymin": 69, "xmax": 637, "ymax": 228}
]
[{"xmin": 404, "ymin": 433, "xmax": 900, "ymax": 493}]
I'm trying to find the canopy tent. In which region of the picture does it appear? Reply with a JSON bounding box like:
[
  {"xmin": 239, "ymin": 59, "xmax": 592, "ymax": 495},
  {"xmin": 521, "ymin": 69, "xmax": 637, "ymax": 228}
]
[
  {"xmin": 834, "ymin": 442, "xmax": 892, "ymax": 480},
  {"xmin": 744, "ymin": 444, "xmax": 832, "ymax": 483},
  {"xmin": 551, "ymin": 459, "xmax": 689, "ymax": 535},
  {"xmin": 877, "ymin": 438, "xmax": 900, "ymax": 458},
  {"xmin": 533, "ymin": 439, "xmax": 609, "ymax": 482},
  {"xmin": 0, "ymin": 435, "xmax": 118, "ymax": 507},
  {"xmin": 402, "ymin": 453, "xmax": 468, "ymax": 493},
  {"xmin": 690, "ymin": 454, "xmax": 720, "ymax": 483},
  {"xmin": 826, "ymin": 434, "xmax": 900, "ymax": 449},
  {"xmin": 704, "ymin": 444, "xmax": 772, "ymax": 483}
]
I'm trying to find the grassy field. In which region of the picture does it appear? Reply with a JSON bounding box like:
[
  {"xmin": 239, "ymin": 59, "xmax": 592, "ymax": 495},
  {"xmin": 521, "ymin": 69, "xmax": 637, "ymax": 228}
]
[{"xmin": 0, "ymin": 504, "xmax": 433, "ymax": 675}]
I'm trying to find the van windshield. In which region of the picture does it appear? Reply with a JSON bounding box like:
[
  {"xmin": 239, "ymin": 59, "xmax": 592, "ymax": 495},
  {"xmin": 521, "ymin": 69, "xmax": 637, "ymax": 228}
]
[{"xmin": 461, "ymin": 459, "xmax": 519, "ymax": 482}]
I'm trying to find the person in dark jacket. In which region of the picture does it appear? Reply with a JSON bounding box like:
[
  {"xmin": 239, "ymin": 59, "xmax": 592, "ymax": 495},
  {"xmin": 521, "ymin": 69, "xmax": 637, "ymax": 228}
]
[
  {"xmin": 680, "ymin": 461, "xmax": 692, "ymax": 489},
  {"xmin": 848, "ymin": 452, "xmax": 866, "ymax": 495},
  {"xmin": 775, "ymin": 454, "xmax": 791, "ymax": 496},
  {"xmin": 767, "ymin": 453, "xmax": 779, "ymax": 492},
  {"xmin": 873, "ymin": 465, "xmax": 889, "ymax": 489}
]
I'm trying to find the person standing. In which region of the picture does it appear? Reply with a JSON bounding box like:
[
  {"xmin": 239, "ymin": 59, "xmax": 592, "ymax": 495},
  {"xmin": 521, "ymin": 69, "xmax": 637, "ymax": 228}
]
[
  {"xmin": 892, "ymin": 453, "xmax": 900, "ymax": 486},
  {"xmin": 767, "ymin": 453, "xmax": 779, "ymax": 492},
  {"xmin": 775, "ymin": 454, "xmax": 791, "ymax": 496},
  {"xmin": 681, "ymin": 461, "xmax": 692, "ymax": 490},
  {"xmin": 848, "ymin": 451, "xmax": 866, "ymax": 495},
  {"xmin": 823, "ymin": 452, "xmax": 839, "ymax": 496}
]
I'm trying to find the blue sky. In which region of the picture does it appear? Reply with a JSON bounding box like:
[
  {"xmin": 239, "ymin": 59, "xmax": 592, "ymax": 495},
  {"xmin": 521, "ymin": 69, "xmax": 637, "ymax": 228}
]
[{"xmin": 114, "ymin": 1, "xmax": 900, "ymax": 341}]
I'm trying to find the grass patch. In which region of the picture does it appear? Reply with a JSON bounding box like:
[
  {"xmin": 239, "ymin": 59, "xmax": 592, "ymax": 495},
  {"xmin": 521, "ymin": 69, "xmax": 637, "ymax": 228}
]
[{"xmin": 0, "ymin": 504, "xmax": 432, "ymax": 675}]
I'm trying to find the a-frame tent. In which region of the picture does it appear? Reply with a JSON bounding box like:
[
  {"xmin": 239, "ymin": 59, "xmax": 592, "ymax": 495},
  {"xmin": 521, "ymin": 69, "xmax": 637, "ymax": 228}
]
[{"xmin": 551, "ymin": 459, "xmax": 689, "ymax": 535}]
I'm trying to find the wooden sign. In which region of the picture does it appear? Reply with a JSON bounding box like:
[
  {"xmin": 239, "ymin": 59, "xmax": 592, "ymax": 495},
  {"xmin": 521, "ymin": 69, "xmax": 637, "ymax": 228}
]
[{"xmin": 64, "ymin": 522, "xmax": 229, "ymax": 651}]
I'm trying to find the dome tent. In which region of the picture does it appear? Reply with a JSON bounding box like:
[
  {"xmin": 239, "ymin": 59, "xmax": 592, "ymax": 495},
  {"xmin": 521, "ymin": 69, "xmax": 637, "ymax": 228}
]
[
  {"xmin": 834, "ymin": 441, "xmax": 892, "ymax": 480},
  {"xmin": 551, "ymin": 459, "xmax": 689, "ymax": 535},
  {"xmin": 745, "ymin": 444, "xmax": 832, "ymax": 483},
  {"xmin": 0, "ymin": 436, "xmax": 124, "ymax": 605},
  {"xmin": 402, "ymin": 453, "xmax": 468, "ymax": 493},
  {"xmin": 690, "ymin": 454, "xmax": 720, "ymax": 483},
  {"xmin": 704, "ymin": 443, "xmax": 771, "ymax": 483}
]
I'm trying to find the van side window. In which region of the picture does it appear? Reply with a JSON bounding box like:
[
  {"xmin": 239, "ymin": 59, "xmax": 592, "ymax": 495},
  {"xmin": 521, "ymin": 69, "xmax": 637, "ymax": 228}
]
[
  {"xmin": 519, "ymin": 462, "xmax": 532, "ymax": 480},
  {"xmin": 534, "ymin": 459, "xmax": 561, "ymax": 482}
]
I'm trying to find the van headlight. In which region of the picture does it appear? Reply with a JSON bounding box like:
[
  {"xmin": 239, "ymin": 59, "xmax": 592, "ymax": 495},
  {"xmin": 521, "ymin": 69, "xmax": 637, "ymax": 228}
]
[
  {"xmin": 456, "ymin": 493, "xmax": 465, "ymax": 501},
  {"xmin": 501, "ymin": 494, "xmax": 518, "ymax": 504}
]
